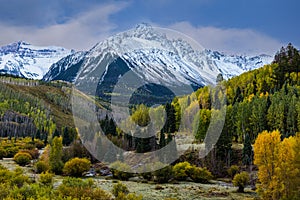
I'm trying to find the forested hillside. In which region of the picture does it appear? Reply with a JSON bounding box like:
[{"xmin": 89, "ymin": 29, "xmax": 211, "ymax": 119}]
[{"xmin": 0, "ymin": 76, "xmax": 76, "ymax": 142}]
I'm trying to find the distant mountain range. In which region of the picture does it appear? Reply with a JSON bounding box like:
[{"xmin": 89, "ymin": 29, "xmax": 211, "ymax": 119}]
[
  {"xmin": 0, "ymin": 41, "xmax": 74, "ymax": 79},
  {"xmin": 1, "ymin": 24, "xmax": 273, "ymax": 91}
]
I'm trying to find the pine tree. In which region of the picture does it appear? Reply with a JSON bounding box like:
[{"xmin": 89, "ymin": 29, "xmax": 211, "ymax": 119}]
[
  {"xmin": 159, "ymin": 131, "xmax": 166, "ymax": 148},
  {"xmin": 36, "ymin": 129, "xmax": 41, "ymax": 140},
  {"xmin": 52, "ymin": 129, "xmax": 60, "ymax": 138},
  {"xmin": 109, "ymin": 118, "xmax": 117, "ymax": 136},
  {"xmin": 286, "ymin": 95, "xmax": 298, "ymax": 137},
  {"xmin": 242, "ymin": 134, "xmax": 253, "ymax": 165},
  {"xmin": 233, "ymin": 87, "xmax": 243, "ymax": 104},
  {"xmin": 62, "ymin": 127, "xmax": 70, "ymax": 146}
]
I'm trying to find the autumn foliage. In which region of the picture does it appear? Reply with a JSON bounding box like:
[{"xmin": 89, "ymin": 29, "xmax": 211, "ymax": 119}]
[{"xmin": 254, "ymin": 131, "xmax": 300, "ymax": 199}]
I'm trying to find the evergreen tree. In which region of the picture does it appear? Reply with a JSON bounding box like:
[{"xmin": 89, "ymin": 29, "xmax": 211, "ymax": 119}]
[
  {"xmin": 159, "ymin": 131, "xmax": 166, "ymax": 148},
  {"xmin": 286, "ymin": 95, "xmax": 298, "ymax": 137},
  {"xmin": 108, "ymin": 118, "xmax": 117, "ymax": 136},
  {"xmin": 233, "ymin": 87, "xmax": 243, "ymax": 105},
  {"xmin": 161, "ymin": 103, "xmax": 176, "ymax": 134},
  {"xmin": 242, "ymin": 134, "xmax": 253, "ymax": 165},
  {"xmin": 216, "ymin": 73, "xmax": 224, "ymax": 83},
  {"xmin": 62, "ymin": 127, "xmax": 70, "ymax": 146},
  {"xmin": 36, "ymin": 129, "xmax": 41, "ymax": 140},
  {"xmin": 52, "ymin": 129, "xmax": 60, "ymax": 138}
]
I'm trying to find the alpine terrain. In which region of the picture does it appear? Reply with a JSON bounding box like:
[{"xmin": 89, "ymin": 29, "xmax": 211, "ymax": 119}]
[{"xmin": 0, "ymin": 41, "xmax": 74, "ymax": 79}]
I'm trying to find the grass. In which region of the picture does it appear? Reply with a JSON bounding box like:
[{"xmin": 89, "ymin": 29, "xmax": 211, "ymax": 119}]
[{"xmin": 0, "ymin": 157, "xmax": 258, "ymax": 200}]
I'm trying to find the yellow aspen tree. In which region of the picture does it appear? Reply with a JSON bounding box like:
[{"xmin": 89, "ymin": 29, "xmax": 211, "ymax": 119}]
[
  {"xmin": 276, "ymin": 136, "xmax": 298, "ymax": 199},
  {"xmin": 254, "ymin": 131, "xmax": 300, "ymax": 200},
  {"xmin": 253, "ymin": 130, "xmax": 281, "ymax": 199}
]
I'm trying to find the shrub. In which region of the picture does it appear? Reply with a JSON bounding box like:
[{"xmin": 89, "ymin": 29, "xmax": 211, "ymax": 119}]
[
  {"xmin": 189, "ymin": 166, "xmax": 213, "ymax": 183},
  {"xmin": 232, "ymin": 171, "xmax": 250, "ymax": 192},
  {"xmin": 58, "ymin": 177, "xmax": 112, "ymax": 199},
  {"xmin": 110, "ymin": 161, "xmax": 133, "ymax": 181},
  {"xmin": 23, "ymin": 143, "xmax": 36, "ymax": 150},
  {"xmin": 0, "ymin": 148, "xmax": 6, "ymax": 159},
  {"xmin": 153, "ymin": 164, "xmax": 174, "ymax": 183},
  {"xmin": 173, "ymin": 161, "xmax": 192, "ymax": 181},
  {"xmin": 13, "ymin": 152, "xmax": 32, "ymax": 166},
  {"xmin": 115, "ymin": 192, "xmax": 143, "ymax": 200},
  {"xmin": 11, "ymin": 168, "xmax": 30, "ymax": 187},
  {"xmin": 5, "ymin": 147, "xmax": 19, "ymax": 158},
  {"xmin": 0, "ymin": 183, "xmax": 10, "ymax": 199},
  {"xmin": 136, "ymin": 163, "xmax": 155, "ymax": 181},
  {"xmin": 0, "ymin": 164, "xmax": 6, "ymax": 170},
  {"xmin": 34, "ymin": 140, "xmax": 45, "ymax": 149},
  {"xmin": 35, "ymin": 160, "xmax": 49, "ymax": 174},
  {"xmin": 63, "ymin": 157, "xmax": 91, "ymax": 177},
  {"xmin": 19, "ymin": 149, "xmax": 40, "ymax": 159},
  {"xmin": 227, "ymin": 165, "xmax": 239, "ymax": 179},
  {"xmin": 112, "ymin": 182, "xmax": 129, "ymax": 197},
  {"xmin": 89, "ymin": 188, "xmax": 113, "ymax": 200},
  {"xmin": 39, "ymin": 171, "xmax": 54, "ymax": 186},
  {"xmin": 57, "ymin": 177, "xmax": 93, "ymax": 198}
]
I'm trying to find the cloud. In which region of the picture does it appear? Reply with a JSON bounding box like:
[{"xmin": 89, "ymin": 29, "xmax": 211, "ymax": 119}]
[
  {"xmin": 0, "ymin": 2, "xmax": 129, "ymax": 50},
  {"xmin": 168, "ymin": 21, "xmax": 283, "ymax": 55}
]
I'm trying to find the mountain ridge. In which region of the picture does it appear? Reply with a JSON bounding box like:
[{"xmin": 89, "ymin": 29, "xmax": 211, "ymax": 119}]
[
  {"xmin": 43, "ymin": 24, "xmax": 273, "ymax": 88},
  {"xmin": 0, "ymin": 24, "xmax": 273, "ymax": 84},
  {"xmin": 0, "ymin": 41, "xmax": 74, "ymax": 79}
]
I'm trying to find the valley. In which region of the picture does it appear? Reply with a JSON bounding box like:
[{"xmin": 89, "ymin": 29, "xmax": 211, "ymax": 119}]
[{"xmin": 0, "ymin": 31, "xmax": 299, "ymax": 200}]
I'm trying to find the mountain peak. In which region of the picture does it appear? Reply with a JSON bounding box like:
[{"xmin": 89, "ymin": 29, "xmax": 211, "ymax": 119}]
[
  {"xmin": 17, "ymin": 41, "xmax": 31, "ymax": 46},
  {"xmin": 0, "ymin": 42, "xmax": 73, "ymax": 79},
  {"xmin": 135, "ymin": 23, "xmax": 153, "ymax": 31}
]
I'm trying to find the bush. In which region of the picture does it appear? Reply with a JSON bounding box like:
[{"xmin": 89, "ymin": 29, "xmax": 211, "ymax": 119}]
[
  {"xmin": 34, "ymin": 140, "xmax": 45, "ymax": 149},
  {"xmin": 11, "ymin": 168, "xmax": 30, "ymax": 187},
  {"xmin": 110, "ymin": 161, "xmax": 133, "ymax": 181},
  {"xmin": 39, "ymin": 171, "xmax": 54, "ymax": 186},
  {"xmin": 153, "ymin": 164, "xmax": 174, "ymax": 183},
  {"xmin": 115, "ymin": 192, "xmax": 143, "ymax": 200},
  {"xmin": 232, "ymin": 171, "xmax": 250, "ymax": 192},
  {"xmin": 173, "ymin": 161, "xmax": 192, "ymax": 181},
  {"xmin": 35, "ymin": 160, "xmax": 49, "ymax": 174},
  {"xmin": 13, "ymin": 152, "xmax": 32, "ymax": 166},
  {"xmin": 19, "ymin": 149, "xmax": 40, "ymax": 159},
  {"xmin": 0, "ymin": 148, "xmax": 6, "ymax": 159},
  {"xmin": 5, "ymin": 147, "xmax": 19, "ymax": 158},
  {"xmin": 58, "ymin": 177, "xmax": 112, "ymax": 199},
  {"xmin": 227, "ymin": 165, "xmax": 239, "ymax": 179},
  {"xmin": 189, "ymin": 166, "xmax": 213, "ymax": 183},
  {"xmin": 112, "ymin": 182, "xmax": 129, "ymax": 197},
  {"xmin": 90, "ymin": 188, "xmax": 113, "ymax": 200},
  {"xmin": 136, "ymin": 163, "xmax": 156, "ymax": 181},
  {"xmin": 63, "ymin": 157, "xmax": 91, "ymax": 177}
]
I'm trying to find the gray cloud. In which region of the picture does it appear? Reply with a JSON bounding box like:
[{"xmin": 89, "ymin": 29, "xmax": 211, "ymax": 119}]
[
  {"xmin": 0, "ymin": 1, "xmax": 129, "ymax": 50},
  {"xmin": 169, "ymin": 21, "xmax": 283, "ymax": 55},
  {"xmin": 0, "ymin": 1, "xmax": 283, "ymax": 55}
]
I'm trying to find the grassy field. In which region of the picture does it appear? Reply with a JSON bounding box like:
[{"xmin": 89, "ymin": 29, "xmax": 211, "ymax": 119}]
[{"xmin": 0, "ymin": 158, "xmax": 258, "ymax": 200}]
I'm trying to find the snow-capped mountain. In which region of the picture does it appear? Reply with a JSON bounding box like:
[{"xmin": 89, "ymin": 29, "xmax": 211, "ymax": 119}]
[
  {"xmin": 43, "ymin": 24, "xmax": 272, "ymax": 90},
  {"xmin": 0, "ymin": 41, "xmax": 74, "ymax": 79},
  {"xmin": 43, "ymin": 51, "xmax": 87, "ymax": 82}
]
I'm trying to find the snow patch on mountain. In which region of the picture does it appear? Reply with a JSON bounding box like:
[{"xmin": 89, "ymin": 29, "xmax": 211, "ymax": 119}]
[
  {"xmin": 0, "ymin": 41, "xmax": 74, "ymax": 79},
  {"xmin": 40, "ymin": 24, "xmax": 273, "ymax": 88},
  {"xmin": 73, "ymin": 23, "xmax": 272, "ymax": 87}
]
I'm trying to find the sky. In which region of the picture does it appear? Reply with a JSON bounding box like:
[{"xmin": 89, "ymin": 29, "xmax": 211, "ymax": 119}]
[{"xmin": 0, "ymin": 0, "xmax": 299, "ymax": 55}]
